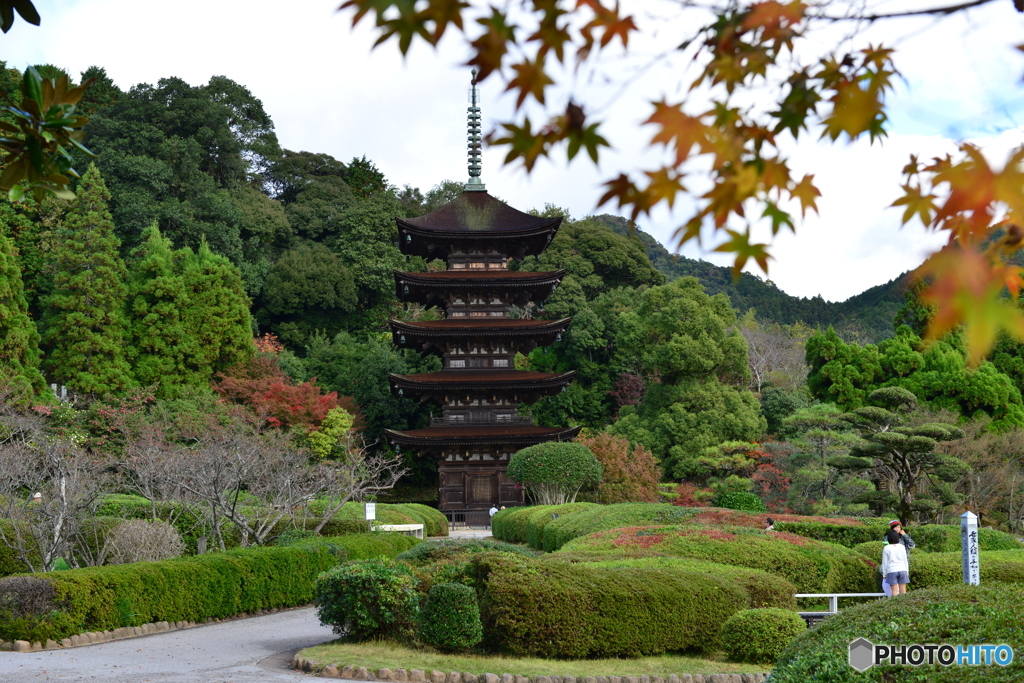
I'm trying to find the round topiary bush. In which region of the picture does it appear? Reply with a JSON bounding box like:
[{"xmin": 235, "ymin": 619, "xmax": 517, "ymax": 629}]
[
  {"xmin": 720, "ymin": 607, "xmax": 806, "ymax": 663},
  {"xmin": 712, "ymin": 491, "xmax": 767, "ymax": 513},
  {"xmin": 314, "ymin": 559, "xmax": 419, "ymax": 640},
  {"xmin": 507, "ymin": 442, "xmax": 602, "ymax": 505},
  {"xmin": 418, "ymin": 582, "xmax": 483, "ymax": 652}
]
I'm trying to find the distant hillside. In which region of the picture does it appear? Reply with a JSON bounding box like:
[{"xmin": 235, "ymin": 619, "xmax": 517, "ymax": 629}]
[{"xmin": 593, "ymin": 215, "xmax": 908, "ymax": 343}]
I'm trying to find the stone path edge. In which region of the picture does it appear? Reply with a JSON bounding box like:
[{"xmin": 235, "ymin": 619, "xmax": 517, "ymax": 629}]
[
  {"xmin": 290, "ymin": 661, "xmax": 771, "ymax": 683},
  {"xmin": 0, "ymin": 603, "xmax": 314, "ymax": 653}
]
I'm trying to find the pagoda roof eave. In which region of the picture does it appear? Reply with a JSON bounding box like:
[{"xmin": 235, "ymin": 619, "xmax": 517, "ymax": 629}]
[
  {"xmin": 394, "ymin": 269, "xmax": 566, "ymax": 287},
  {"xmin": 388, "ymin": 370, "xmax": 575, "ymax": 392},
  {"xmin": 385, "ymin": 425, "xmax": 582, "ymax": 447},
  {"xmin": 390, "ymin": 318, "xmax": 571, "ymax": 337}
]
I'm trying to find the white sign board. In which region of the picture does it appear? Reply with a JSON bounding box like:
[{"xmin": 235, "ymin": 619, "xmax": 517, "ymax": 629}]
[
  {"xmin": 364, "ymin": 502, "xmax": 376, "ymax": 521},
  {"xmin": 961, "ymin": 510, "xmax": 980, "ymax": 585}
]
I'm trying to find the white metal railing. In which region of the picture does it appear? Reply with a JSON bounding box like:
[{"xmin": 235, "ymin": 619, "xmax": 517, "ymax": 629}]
[{"xmin": 795, "ymin": 593, "xmax": 887, "ymax": 614}]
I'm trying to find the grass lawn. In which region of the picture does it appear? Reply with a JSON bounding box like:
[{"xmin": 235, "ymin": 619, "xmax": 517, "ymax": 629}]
[{"xmin": 297, "ymin": 640, "xmax": 770, "ymax": 677}]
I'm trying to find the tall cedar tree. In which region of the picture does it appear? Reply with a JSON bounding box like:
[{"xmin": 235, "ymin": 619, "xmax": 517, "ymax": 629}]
[
  {"xmin": 0, "ymin": 220, "xmax": 47, "ymax": 402},
  {"xmin": 40, "ymin": 166, "xmax": 134, "ymax": 397},
  {"xmin": 126, "ymin": 224, "xmax": 197, "ymax": 394},
  {"xmin": 181, "ymin": 240, "xmax": 255, "ymax": 383}
]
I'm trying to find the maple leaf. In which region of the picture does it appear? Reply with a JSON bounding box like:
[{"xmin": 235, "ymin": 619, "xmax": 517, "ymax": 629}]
[
  {"xmin": 789, "ymin": 174, "xmax": 820, "ymax": 218},
  {"xmin": 643, "ymin": 167, "xmax": 687, "ymax": 210},
  {"xmin": 891, "ymin": 183, "xmax": 936, "ymax": 226},
  {"xmin": 762, "ymin": 200, "xmax": 794, "ymax": 235},
  {"xmin": 507, "ymin": 57, "xmax": 554, "ymax": 108},
  {"xmin": 645, "ymin": 101, "xmax": 708, "ymax": 165},
  {"xmin": 490, "ymin": 118, "xmax": 550, "ymax": 171},
  {"xmin": 598, "ymin": 173, "xmax": 654, "ymax": 220},
  {"xmin": 527, "ymin": 0, "xmax": 571, "ymax": 62},
  {"xmin": 917, "ymin": 246, "xmax": 1024, "ymax": 365},
  {"xmin": 418, "ymin": 0, "xmax": 468, "ymax": 43},
  {"xmin": 467, "ymin": 9, "xmax": 518, "ymax": 81},
  {"xmin": 714, "ymin": 228, "xmax": 772, "ymax": 277}
]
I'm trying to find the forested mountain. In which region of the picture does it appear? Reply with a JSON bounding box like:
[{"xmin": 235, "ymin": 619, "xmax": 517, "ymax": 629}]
[{"xmin": 594, "ymin": 215, "xmax": 908, "ymax": 343}]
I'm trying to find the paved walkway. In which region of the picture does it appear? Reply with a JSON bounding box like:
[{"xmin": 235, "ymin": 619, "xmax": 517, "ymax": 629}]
[{"xmin": 0, "ymin": 607, "xmax": 334, "ymax": 683}]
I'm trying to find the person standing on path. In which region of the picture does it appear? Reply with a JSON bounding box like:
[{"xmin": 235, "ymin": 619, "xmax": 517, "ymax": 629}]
[{"xmin": 881, "ymin": 528, "xmax": 910, "ymax": 597}]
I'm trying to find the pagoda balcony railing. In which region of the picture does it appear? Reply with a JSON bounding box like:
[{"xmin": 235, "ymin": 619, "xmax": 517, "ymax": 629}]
[{"xmin": 430, "ymin": 414, "xmax": 533, "ymax": 426}]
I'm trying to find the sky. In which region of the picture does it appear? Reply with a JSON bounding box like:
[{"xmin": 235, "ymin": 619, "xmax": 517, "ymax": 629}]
[{"xmin": 3, "ymin": 0, "xmax": 1023, "ymax": 302}]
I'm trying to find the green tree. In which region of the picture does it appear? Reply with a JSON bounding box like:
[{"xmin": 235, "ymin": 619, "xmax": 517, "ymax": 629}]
[
  {"xmin": 125, "ymin": 224, "xmax": 196, "ymax": 393},
  {"xmin": 180, "ymin": 240, "xmax": 255, "ymax": 384},
  {"xmin": 40, "ymin": 165, "xmax": 134, "ymax": 397},
  {"xmin": 258, "ymin": 242, "xmax": 358, "ymax": 348},
  {"xmin": 610, "ymin": 277, "xmax": 765, "ymax": 479},
  {"xmin": 0, "ymin": 218, "xmax": 46, "ymax": 402},
  {"xmin": 839, "ymin": 387, "xmax": 969, "ymax": 523},
  {"xmin": 507, "ymin": 441, "xmax": 602, "ymax": 505}
]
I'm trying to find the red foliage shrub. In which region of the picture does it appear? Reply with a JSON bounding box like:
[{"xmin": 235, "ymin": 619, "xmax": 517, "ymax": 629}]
[
  {"xmin": 683, "ymin": 529, "xmax": 737, "ymax": 542},
  {"xmin": 771, "ymin": 532, "xmax": 812, "ymax": 547},
  {"xmin": 749, "ymin": 442, "xmax": 792, "ymax": 511},
  {"xmin": 578, "ymin": 433, "xmax": 660, "ymax": 504},
  {"xmin": 611, "ymin": 528, "xmax": 666, "ymax": 549},
  {"xmin": 607, "ymin": 373, "xmax": 646, "ymax": 410},
  {"xmin": 673, "ymin": 482, "xmax": 713, "ymax": 507},
  {"xmin": 213, "ymin": 354, "xmax": 342, "ymax": 430}
]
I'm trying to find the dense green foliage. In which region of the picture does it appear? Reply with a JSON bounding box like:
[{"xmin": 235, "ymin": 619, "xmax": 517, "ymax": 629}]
[
  {"xmin": 315, "ymin": 559, "xmax": 420, "ymax": 641},
  {"xmin": 418, "ymin": 582, "xmax": 483, "ymax": 652},
  {"xmin": 770, "ymin": 585, "xmax": 1024, "ymax": 682},
  {"xmin": 899, "ymin": 550, "xmax": 1024, "ymax": 589},
  {"xmin": 394, "ymin": 538, "xmax": 540, "ymax": 565},
  {"xmin": 712, "ymin": 491, "xmax": 767, "ymax": 513},
  {"xmin": 0, "ymin": 545, "xmax": 340, "ymax": 643},
  {"xmin": 720, "ymin": 608, "xmax": 807, "ymax": 664},
  {"xmin": 0, "ymin": 218, "xmax": 46, "ymax": 401}
]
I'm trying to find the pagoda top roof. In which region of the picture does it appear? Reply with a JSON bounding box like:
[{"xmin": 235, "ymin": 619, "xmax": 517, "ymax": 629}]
[
  {"xmin": 400, "ymin": 191, "xmax": 560, "ymax": 234},
  {"xmin": 397, "ymin": 192, "xmax": 563, "ymax": 260},
  {"xmin": 386, "ymin": 425, "xmax": 581, "ymax": 448}
]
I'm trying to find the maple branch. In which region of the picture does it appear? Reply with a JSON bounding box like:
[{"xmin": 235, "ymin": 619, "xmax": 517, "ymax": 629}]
[{"xmin": 809, "ymin": 0, "xmax": 1001, "ymax": 22}]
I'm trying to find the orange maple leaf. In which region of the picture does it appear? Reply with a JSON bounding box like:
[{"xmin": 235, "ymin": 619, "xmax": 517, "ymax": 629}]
[
  {"xmin": 789, "ymin": 174, "xmax": 820, "ymax": 218},
  {"xmin": 646, "ymin": 101, "xmax": 709, "ymax": 166}
]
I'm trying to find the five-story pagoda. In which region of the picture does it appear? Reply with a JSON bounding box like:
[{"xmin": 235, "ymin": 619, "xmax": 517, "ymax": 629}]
[{"xmin": 385, "ymin": 73, "xmax": 580, "ymax": 517}]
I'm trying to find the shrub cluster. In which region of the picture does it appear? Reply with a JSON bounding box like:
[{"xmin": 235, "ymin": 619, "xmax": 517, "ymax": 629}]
[
  {"xmin": 395, "ymin": 538, "xmax": 539, "ymax": 566},
  {"xmin": 559, "ymin": 524, "xmax": 876, "ymax": 593},
  {"xmin": 418, "ymin": 582, "xmax": 483, "ymax": 652},
  {"xmin": 0, "ymin": 545, "xmax": 341, "ymax": 643},
  {"xmin": 720, "ymin": 608, "xmax": 806, "ymax": 663},
  {"xmin": 773, "ymin": 520, "xmax": 1022, "ymax": 553},
  {"xmin": 771, "ymin": 584, "xmax": 1024, "ymax": 682},
  {"xmin": 773, "ymin": 521, "xmax": 887, "ymax": 547},
  {"xmin": 315, "ymin": 558, "xmax": 420, "ymax": 641},
  {"xmin": 712, "ymin": 491, "xmax": 767, "ymax": 513},
  {"xmin": 482, "ymin": 554, "xmax": 748, "ymax": 658}
]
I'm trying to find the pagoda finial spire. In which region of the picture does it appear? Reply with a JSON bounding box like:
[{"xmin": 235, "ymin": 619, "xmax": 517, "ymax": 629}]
[{"xmin": 465, "ymin": 69, "xmax": 485, "ymax": 192}]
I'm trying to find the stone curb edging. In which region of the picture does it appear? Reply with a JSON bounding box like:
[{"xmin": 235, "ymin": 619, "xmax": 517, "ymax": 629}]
[
  {"xmin": 0, "ymin": 604, "xmax": 310, "ymax": 653},
  {"xmin": 290, "ymin": 661, "xmax": 771, "ymax": 683}
]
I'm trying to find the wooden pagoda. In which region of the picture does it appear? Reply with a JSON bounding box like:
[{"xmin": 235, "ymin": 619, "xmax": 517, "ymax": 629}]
[{"xmin": 384, "ymin": 73, "xmax": 580, "ymax": 516}]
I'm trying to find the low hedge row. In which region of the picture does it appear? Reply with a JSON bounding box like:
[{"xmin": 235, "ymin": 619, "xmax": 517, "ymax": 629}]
[
  {"xmin": 547, "ymin": 553, "xmax": 798, "ymax": 609},
  {"xmin": 395, "ymin": 539, "xmax": 539, "ymax": 566},
  {"xmin": 479, "ymin": 553, "xmax": 749, "ymax": 658},
  {"xmin": 283, "ymin": 532, "xmax": 422, "ymax": 561},
  {"xmin": 0, "ymin": 545, "xmax": 340, "ymax": 643},
  {"xmin": 775, "ymin": 520, "xmax": 1022, "ymax": 552},
  {"xmin": 901, "ymin": 550, "xmax": 1024, "ymax": 589},
  {"xmin": 493, "ymin": 503, "xmax": 700, "ymax": 551},
  {"xmin": 558, "ymin": 525, "xmax": 876, "ymax": 593},
  {"xmin": 771, "ymin": 584, "xmax": 1024, "ymax": 682}
]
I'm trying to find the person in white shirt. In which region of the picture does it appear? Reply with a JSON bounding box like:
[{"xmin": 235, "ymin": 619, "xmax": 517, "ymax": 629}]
[
  {"xmin": 881, "ymin": 529, "xmax": 910, "ymax": 596},
  {"xmin": 488, "ymin": 505, "xmax": 498, "ymax": 518}
]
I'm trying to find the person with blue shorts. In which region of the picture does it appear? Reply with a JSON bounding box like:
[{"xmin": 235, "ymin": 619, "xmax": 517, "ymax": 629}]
[{"xmin": 881, "ymin": 528, "xmax": 910, "ymax": 596}]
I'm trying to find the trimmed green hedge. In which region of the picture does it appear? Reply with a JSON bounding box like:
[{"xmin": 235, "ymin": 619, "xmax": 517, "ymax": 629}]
[
  {"xmin": 771, "ymin": 584, "xmax": 1024, "ymax": 682},
  {"xmin": 0, "ymin": 520, "xmax": 40, "ymax": 577},
  {"xmin": 904, "ymin": 550, "xmax": 1024, "ymax": 589},
  {"xmin": 558, "ymin": 525, "xmax": 876, "ymax": 592},
  {"xmin": 479, "ymin": 553, "xmax": 748, "ymax": 658},
  {"xmin": 721, "ymin": 608, "xmax": 806, "ymax": 664},
  {"xmin": 774, "ymin": 521, "xmax": 1023, "ymax": 552},
  {"xmin": 419, "ymin": 582, "xmax": 483, "ymax": 652},
  {"xmin": 0, "ymin": 545, "xmax": 340, "ymax": 643},
  {"xmin": 547, "ymin": 553, "xmax": 798, "ymax": 609},
  {"xmin": 285, "ymin": 532, "xmax": 421, "ymax": 561},
  {"xmin": 395, "ymin": 539, "xmax": 539, "ymax": 566},
  {"xmin": 493, "ymin": 503, "xmax": 700, "ymax": 551}
]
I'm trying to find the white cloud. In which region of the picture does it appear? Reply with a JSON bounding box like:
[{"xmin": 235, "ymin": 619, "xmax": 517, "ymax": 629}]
[{"xmin": 4, "ymin": 0, "xmax": 1022, "ymax": 303}]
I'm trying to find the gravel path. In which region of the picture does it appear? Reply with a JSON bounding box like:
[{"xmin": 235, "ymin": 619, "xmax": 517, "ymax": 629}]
[{"xmin": 0, "ymin": 607, "xmax": 336, "ymax": 683}]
